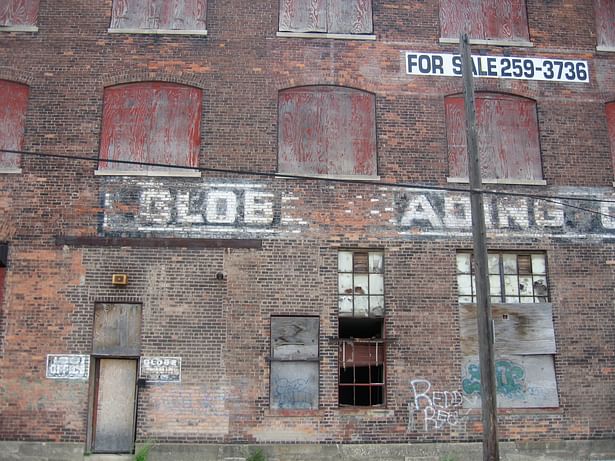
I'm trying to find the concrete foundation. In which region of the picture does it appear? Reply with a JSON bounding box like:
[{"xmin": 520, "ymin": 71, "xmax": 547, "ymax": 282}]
[{"xmin": 0, "ymin": 441, "xmax": 614, "ymax": 461}]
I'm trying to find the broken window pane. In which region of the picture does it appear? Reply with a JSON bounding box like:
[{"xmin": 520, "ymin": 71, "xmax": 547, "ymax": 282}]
[{"xmin": 456, "ymin": 252, "xmax": 548, "ymax": 303}]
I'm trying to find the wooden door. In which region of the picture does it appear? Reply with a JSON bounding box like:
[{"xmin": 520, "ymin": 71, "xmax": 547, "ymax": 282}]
[{"xmin": 92, "ymin": 358, "xmax": 137, "ymax": 453}]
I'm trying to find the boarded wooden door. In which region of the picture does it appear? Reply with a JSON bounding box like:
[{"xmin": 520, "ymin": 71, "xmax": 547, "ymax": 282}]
[{"xmin": 92, "ymin": 358, "xmax": 137, "ymax": 453}]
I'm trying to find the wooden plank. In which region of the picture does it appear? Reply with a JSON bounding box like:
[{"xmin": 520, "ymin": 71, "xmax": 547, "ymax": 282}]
[
  {"xmin": 595, "ymin": 0, "xmax": 615, "ymax": 48},
  {"xmin": 446, "ymin": 93, "xmax": 542, "ymax": 180},
  {"xmin": 278, "ymin": 86, "xmax": 376, "ymax": 176},
  {"xmin": 0, "ymin": 0, "xmax": 39, "ymax": 27},
  {"xmin": 440, "ymin": 0, "xmax": 484, "ymax": 39},
  {"xmin": 93, "ymin": 359, "xmax": 137, "ymax": 453},
  {"xmin": 0, "ymin": 80, "xmax": 28, "ymax": 169},
  {"xmin": 462, "ymin": 354, "xmax": 559, "ymax": 408},
  {"xmin": 278, "ymin": 0, "xmax": 326, "ymax": 33},
  {"xmin": 327, "ymin": 0, "xmax": 372, "ymax": 34},
  {"xmin": 271, "ymin": 317, "xmax": 319, "ymax": 360},
  {"xmin": 93, "ymin": 304, "xmax": 142, "ymax": 356},
  {"xmin": 99, "ymin": 83, "xmax": 201, "ymax": 171},
  {"xmin": 460, "ymin": 303, "xmax": 556, "ymax": 355},
  {"xmin": 111, "ymin": 0, "xmax": 207, "ymax": 30},
  {"xmin": 55, "ymin": 236, "xmax": 263, "ymax": 249}
]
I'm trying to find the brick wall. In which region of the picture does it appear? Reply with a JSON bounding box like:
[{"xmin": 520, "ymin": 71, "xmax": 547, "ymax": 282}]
[{"xmin": 0, "ymin": 0, "xmax": 614, "ymax": 448}]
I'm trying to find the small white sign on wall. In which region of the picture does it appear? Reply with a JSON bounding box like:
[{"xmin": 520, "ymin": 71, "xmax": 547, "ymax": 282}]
[
  {"xmin": 140, "ymin": 357, "xmax": 182, "ymax": 383},
  {"xmin": 46, "ymin": 354, "xmax": 90, "ymax": 380}
]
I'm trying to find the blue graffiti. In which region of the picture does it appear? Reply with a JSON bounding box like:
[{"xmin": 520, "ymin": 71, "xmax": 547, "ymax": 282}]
[{"xmin": 272, "ymin": 377, "xmax": 313, "ymax": 409}]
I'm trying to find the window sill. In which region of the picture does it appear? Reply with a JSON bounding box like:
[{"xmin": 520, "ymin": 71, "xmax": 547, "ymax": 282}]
[
  {"xmin": 0, "ymin": 167, "xmax": 22, "ymax": 174},
  {"xmin": 439, "ymin": 37, "xmax": 533, "ymax": 48},
  {"xmin": 276, "ymin": 173, "xmax": 380, "ymax": 181},
  {"xmin": 0, "ymin": 25, "xmax": 38, "ymax": 32},
  {"xmin": 597, "ymin": 45, "xmax": 615, "ymax": 52},
  {"xmin": 276, "ymin": 31, "xmax": 376, "ymax": 41},
  {"xmin": 108, "ymin": 28, "xmax": 208, "ymax": 36},
  {"xmin": 337, "ymin": 407, "xmax": 393, "ymax": 417},
  {"xmin": 95, "ymin": 169, "xmax": 202, "ymax": 177},
  {"xmin": 265, "ymin": 409, "xmax": 322, "ymax": 417},
  {"xmin": 447, "ymin": 177, "xmax": 546, "ymax": 186}
]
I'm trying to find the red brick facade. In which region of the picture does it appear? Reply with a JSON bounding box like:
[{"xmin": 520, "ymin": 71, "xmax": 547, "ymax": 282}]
[{"xmin": 0, "ymin": 0, "xmax": 614, "ymax": 452}]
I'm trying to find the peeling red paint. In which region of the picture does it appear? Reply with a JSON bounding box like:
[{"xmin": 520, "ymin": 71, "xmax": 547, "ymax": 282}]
[
  {"xmin": 446, "ymin": 93, "xmax": 542, "ymax": 180},
  {"xmin": 440, "ymin": 0, "xmax": 529, "ymax": 41},
  {"xmin": 110, "ymin": 0, "xmax": 207, "ymax": 30},
  {"xmin": 0, "ymin": 80, "xmax": 29, "ymax": 169},
  {"xmin": 279, "ymin": 0, "xmax": 372, "ymax": 34},
  {"xmin": 0, "ymin": 0, "xmax": 39, "ymax": 27},
  {"xmin": 99, "ymin": 82, "xmax": 202, "ymax": 171},
  {"xmin": 278, "ymin": 86, "xmax": 377, "ymax": 176}
]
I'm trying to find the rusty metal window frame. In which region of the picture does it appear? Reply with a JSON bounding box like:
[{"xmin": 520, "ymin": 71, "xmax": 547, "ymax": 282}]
[
  {"xmin": 337, "ymin": 249, "xmax": 386, "ymax": 407},
  {"xmin": 457, "ymin": 251, "xmax": 549, "ymax": 304}
]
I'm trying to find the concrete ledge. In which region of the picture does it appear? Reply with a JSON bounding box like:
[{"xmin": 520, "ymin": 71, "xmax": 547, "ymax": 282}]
[
  {"xmin": 0, "ymin": 440, "xmax": 614, "ymax": 461},
  {"xmin": 276, "ymin": 31, "xmax": 376, "ymax": 41}
]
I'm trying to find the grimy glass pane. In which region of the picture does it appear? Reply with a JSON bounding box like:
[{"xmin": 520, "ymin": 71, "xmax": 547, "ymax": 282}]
[
  {"xmin": 354, "ymin": 296, "xmax": 369, "ymax": 317},
  {"xmin": 369, "ymin": 251, "xmax": 384, "ymax": 273},
  {"xmin": 271, "ymin": 361, "xmax": 318, "ymax": 409},
  {"xmin": 339, "ymin": 273, "xmax": 353, "ymax": 294},
  {"xmin": 456, "ymin": 253, "xmax": 471, "ymax": 274},
  {"xmin": 338, "ymin": 251, "xmax": 353, "ymax": 272},
  {"xmin": 339, "ymin": 296, "xmax": 353, "ymax": 316},
  {"xmin": 369, "ymin": 274, "xmax": 384, "ymax": 295}
]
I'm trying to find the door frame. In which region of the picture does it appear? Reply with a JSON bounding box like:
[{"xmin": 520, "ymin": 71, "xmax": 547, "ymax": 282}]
[{"xmin": 87, "ymin": 355, "xmax": 140, "ymax": 454}]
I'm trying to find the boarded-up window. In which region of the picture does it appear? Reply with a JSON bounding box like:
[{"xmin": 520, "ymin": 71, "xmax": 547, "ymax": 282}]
[
  {"xmin": 279, "ymin": 86, "xmax": 377, "ymax": 177},
  {"xmin": 440, "ymin": 0, "xmax": 529, "ymax": 42},
  {"xmin": 270, "ymin": 316, "xmax": 319, "ymax": 410},
  {"xmin": 338, "ymin": 250, "xmax": 385, "ymax": 407},
  {"xmin": 0, "ymin": 0, "xmax": 39, "ymax": 27},
  {"xmin": 607, "ymin": 102, "xmax": 615, "ymax": 175},
  {"xmin": 110, "ymin": 0, "xmax": 207, "ymax": 31},
  {"xmin": 446, "ymin": 93, "xmax": 542, "ymax": 181},
  {"xmin": 0, "ymin": 80, "xmax": 28, "ymax": 170},
  {"xmin": 99, "ymin": 82, "xmax": 201, "ymax": 173},
  {"xmin": 93, "ymin": 303, "xmax": 142, "ymax": 356},
  {"xmin": 279, "ymin": 0, "xmax": 373, "ymax": 34},
  {"xmin": 595, "ymin": 0, "xmax": 615, "ymax": 49},
  {"xmin": 456, "ymin": 252, "xmax": 558, "ymax": 408}
]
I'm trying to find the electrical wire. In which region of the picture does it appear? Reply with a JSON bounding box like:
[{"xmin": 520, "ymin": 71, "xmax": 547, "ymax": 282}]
[{"xmin": 3, "ymin": 147, "xmax": 615, "ymax": 221}]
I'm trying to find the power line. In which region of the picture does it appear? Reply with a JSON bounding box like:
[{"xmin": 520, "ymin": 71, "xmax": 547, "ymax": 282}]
[{"xmin": 3, "ymin": 147, "xmax": 615, "ymax": 221}]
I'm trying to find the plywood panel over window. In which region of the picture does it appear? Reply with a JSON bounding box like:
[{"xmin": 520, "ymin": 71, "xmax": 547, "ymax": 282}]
[
  {"xmin": 270, "ymin": 316, "xmax": 319, "ymax": 410},
  {"xmin": 0, "ymin": 80, "xmax": 28, "ymax": 170},
  {"xmin": 594, "ymin": 0, "xmax": 615, "ymax": 49},
  {"xmin": 99, "ymin": 82, "xmax": 201, "ymax": 173},
  {"xmin": 110, "ymin": 0, "xmax": 207, "ymax": 31},
  {"xmin": 607, "ymin": 102, "xmax": 615, "ymax": 174},
  {"xmin": 446, "ymin": 93, "xmax": 542, "ymax": 181},
  {"xmin": 279, "ymin": 86, "xmax": 377, "ymax": 177},
  {"xmin": 440, "ymin": 0, "xmax": 529, "ymax": 42},
  {"xmin": 0, "ymin": 0, "xmax": 39, "ymax": 27},
  {"xmin": 279, "ymin": 0, "xmax": 372, "ymax": 34}
]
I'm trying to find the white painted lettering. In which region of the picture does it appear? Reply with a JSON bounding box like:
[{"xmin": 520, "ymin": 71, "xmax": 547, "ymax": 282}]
[
  {"xmin": 535, "ymin": 201, "xmax": 564, "ymax": 227},
  {"xmin": 206, "ymin": 191, "xmax": 237, "ymax": 224},
  {"xmin": 244, "ymin": 191, "xmax": 274, "ymax": 224},
  {"xmin": 401, "ymin": 196, "xmax": 442, "ymax": 227},
  {"xmin": 176, "ymin": 191, "xmax": 205, "ymax": 224},
  {"xmin": 141, "ymin": 189, "xmax": 173, "ymax": 225},
  {"xmin": 444, "ymin": 195, "xmax": 471, "ymax": 228},
  {"xmin": 497, "ymin": 198, "xmax": 529, "ymax": 229}
]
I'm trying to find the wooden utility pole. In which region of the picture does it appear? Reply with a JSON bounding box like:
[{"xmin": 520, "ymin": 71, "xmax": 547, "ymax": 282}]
[{"xmin": 460, "ymin": 33, "xmax": 500, "ymax": 461}]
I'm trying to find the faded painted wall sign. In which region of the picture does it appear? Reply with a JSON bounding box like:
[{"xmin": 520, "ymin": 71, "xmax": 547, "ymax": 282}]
[
  {"xmin": 406, "ymin": 52, "xmax": 589, "ymax": 83},
  {"xmin": 46, "ymin": 354, "xmax": 90, "ymax": 379},
  {"xmin": 140, "ymin": 357, "xmax": 181, "ymax": 382},
  {"xmin": 101, "ymin": 180, "xmax": 615, "ymax": 240}
]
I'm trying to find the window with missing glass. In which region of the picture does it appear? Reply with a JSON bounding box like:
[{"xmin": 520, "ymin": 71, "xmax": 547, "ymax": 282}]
[
  {"xmin": 456, "ymin": 252, "xmax": 548, "ymax": 304},
  {"xmin": 338, "ymin": 250, "xmax": 385, "ymax": 407}
]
